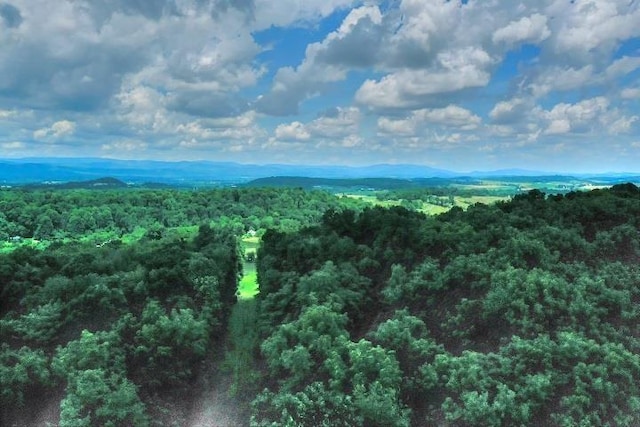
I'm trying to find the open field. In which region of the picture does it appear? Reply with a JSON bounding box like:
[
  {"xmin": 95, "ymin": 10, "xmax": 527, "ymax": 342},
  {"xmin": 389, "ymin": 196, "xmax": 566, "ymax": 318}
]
[
  {"xmin": 238, "ymin": 263, "xmax": 259, "ymax": 299},
  {"xmin": 341, "ymin": 192, "xmax": 511, "ymax": 215},
  {"xmin": 336, "ymin": 176, "xmax": 633, "ymax": 215},
  {"xmin": 239, "ymin": 235, "xmax": 260, "ymax": 299}
]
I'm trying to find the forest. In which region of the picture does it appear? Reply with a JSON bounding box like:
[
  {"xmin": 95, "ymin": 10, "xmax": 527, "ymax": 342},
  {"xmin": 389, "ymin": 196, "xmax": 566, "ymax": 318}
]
[{"xmin": 2, "ymin": 183, "xmax": 640, "ymax": 426}]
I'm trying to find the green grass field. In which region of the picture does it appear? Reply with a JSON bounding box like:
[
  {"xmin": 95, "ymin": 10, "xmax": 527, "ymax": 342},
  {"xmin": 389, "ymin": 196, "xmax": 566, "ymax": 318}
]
[
  {"xmin": 238, "ymin": 263, "xmax": 259, "ymax": 299},
  {"xmin": 342, "ymin": 193, "xmax": 510, "ymax": 215},
  {"xmin": 238, "ymin": 235, "xmax": 260, "ymax": 299}
]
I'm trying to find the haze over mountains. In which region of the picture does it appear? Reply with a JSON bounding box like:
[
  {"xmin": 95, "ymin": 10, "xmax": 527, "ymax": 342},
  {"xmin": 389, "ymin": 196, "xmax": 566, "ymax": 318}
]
[{"xmin": 3, "ymin": 157, "xmax": 623, "ymax": 186}]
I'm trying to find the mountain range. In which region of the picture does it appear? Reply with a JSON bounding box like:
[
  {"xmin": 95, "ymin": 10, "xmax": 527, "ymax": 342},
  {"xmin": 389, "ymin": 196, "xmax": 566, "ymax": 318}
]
[{"xmin": 0, "ymin": 157, "xmax": 636, "ymax": 186}]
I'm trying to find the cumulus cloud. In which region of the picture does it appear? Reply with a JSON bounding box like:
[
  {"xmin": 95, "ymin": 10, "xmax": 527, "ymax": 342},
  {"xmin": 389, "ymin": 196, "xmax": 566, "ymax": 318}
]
[
  {"xmin": 0, "ymin": 0, "xmax": 264, "ymax": 116},
  {"xmin": 274, "ymin": 107, "xmax": 361, "ymax": 141},
  {"xmin": 255, "ymin": 5, "xmax": 380, "ymax": 115},
  {"xmin": 378, "ymin": 105, "xmax": 481, "ymax": 136},
  {"xmin": 274, "ymin": 122, "xmax": 311, "ymax": 141},
  {"xmin": 306, "ymin": 107, "xmax": 360, "ymax": 137},
  {"xmin": 33, "ymin": 120, "xmax": 76, "ymax": 139},
  {"xmin": 251, "ymin": 0, "xmax": 359, "ymax": 30},
  {"xmin": 489, "ymin": 98, "xmax": 531, "ymax": 124},
  {"xmin": 492, "ymin": 13, "xmax": 550, "ymax": 46},
  {"xmin": 357, "ymin": 47, "xmax": 494, "ymax": 109},
  {"xmin": 542, "ymin": 97, "xmax": 610, "ymax": 135},
  {"xmin": 528, "ymin": 56, "xmax": 640, "ymax": 98},
  {"xmin": 0, "ymin": 0, "xmax": 638, "ymax": 168},
  {"xmin": 176, "ymin": 111, "xmax": 266, "ymax": 143},
  {"xmin": 529, "ymin": 65, "xmax": 595, "ymax": 98},
  {"xmin": 546, "ymin": 0, "xmax": 640, "ymax": 62}
]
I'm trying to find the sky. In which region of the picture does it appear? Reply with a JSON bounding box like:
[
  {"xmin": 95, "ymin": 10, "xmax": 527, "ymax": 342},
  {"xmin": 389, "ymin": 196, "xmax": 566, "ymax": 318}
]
[{"xmin": 0, "ymin": 0, "xmax": 639, "ymax": 173}]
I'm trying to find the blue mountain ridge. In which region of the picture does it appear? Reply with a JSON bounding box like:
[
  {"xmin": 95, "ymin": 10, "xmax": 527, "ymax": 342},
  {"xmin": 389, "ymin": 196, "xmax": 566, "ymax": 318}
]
[{"xmin": 1, "ymin": 157, "xmax": 637, "ymax": 185}]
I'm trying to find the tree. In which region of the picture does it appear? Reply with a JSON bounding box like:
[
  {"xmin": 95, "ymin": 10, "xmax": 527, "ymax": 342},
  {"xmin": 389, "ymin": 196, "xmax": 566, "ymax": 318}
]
[{"xmin": 59, "ymin": 369, "xmax": 148, "ymax": 427}]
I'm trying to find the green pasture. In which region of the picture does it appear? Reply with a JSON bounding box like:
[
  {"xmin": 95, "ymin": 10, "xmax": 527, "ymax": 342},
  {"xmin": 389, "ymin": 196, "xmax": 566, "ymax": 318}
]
[
  {"xmin": 343, "ymin": 192, "xmax": 511, "ymax": 215},
  {"xmin": 340, "ymin": 194, "xmax": 403, "ymax": 208},
  {"xmin": 454, "ymin": 195, "xmax": 510, "ymax": 209}
]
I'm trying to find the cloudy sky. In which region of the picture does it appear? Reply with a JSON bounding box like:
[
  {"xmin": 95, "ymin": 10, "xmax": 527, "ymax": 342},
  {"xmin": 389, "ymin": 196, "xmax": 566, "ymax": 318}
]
[{"xmin": 0, "ymin": 0, "xmax": 639, "ymax": 172}]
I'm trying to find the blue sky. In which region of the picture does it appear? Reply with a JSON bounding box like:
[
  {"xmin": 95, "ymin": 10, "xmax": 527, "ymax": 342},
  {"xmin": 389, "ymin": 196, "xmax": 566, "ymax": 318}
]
[{"xmin": 0, "ymin": 0, "xmax": 639, "ymax": 172}]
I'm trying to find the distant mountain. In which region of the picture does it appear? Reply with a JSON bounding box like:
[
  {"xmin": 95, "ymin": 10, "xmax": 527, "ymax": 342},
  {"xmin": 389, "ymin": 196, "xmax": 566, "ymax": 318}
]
[
  {"xmin": 1, "ymin": 157, "xmax": 638, "ymax": 186},
  {"xmin": 467, "ymin": 168, "xmax": 553, "ymax": 177},
  {"xmin": 246, "ymin": 177, "xmax": 416, "ymax": 190},
  {"xmin": 246, "ymin": 176, "xmax": 482, "ymax": 190},
  {"xmin": 0, "ymin": 158, "xmax": 459, "ymax": 185}
]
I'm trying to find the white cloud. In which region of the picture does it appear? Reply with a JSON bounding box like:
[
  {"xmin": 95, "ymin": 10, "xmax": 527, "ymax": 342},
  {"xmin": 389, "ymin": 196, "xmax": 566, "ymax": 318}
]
[
  {"xmin": 547, "ymin": 0, "xmax": 640, "ymax": 61},
  {"xmin": 377, "ymin": 117, "xmax": 416, "ymax": 136},
  {"xmin": 0, "ymin": 109, "xmax": 17, "ymax": 119},
  {"xmin": 543, "ymin": 97, "xmax": 610, "ymax": 134},
  {"xmin": 621, "ymin": 88, "xmax": 640, "ymax": 99},
  {"xmin": 306, "ymin": 107, "xmax": 360, "ymax": 137},
  {"xmin": 274, "ymin": 121, "xmax": 311, "ymax": 141},
  {"xmin": 545, "ymin": 119, "xmax": 572, "ymax": 135},
  {"xmin": 252, "ymin": 0, "xmax": 360, "ymax": 30},
  {"xmin": 176, "ymin": 112, "xmax": 266, "ymax": 142},
  {"xmin": 607, "ymin": 115, "xmax": 639, "ymax": 134},
  {"xmin": 274, "ymin": 107, "xmax": 361, "ymax": 141},
  {"xmin": 489, "ymin": 98, "xmax": 529, "ymax": 124},
  {"xmin": 605, "ymin": 56, "xmax": 640, "ymax": 79},
  {"xmin": 33, "ymin": 120, "xmax": 76, "ymax": 139},
  {"xmin": 255, "ymin": 5, "xmax": 381, "ymax": 115},
  {"xmin": 205, "ymin": 111, "xmax": 258, "ymax": 129},
  {"xmin": 529, "ymin": 65, "xmax": 595, "ymax": 98},
  {"xmin": 418, "ymin": 105, "xmax": 482, "ymax": 130},
  {"xmin": 529, "ymin": 56, "xmax": 640, "ymax": 98},
  {"xmin": 115, "ymin": 84, "xmax": 169, "ymax": 132},
  {"xmin": 357, "ymin": 47, "xmax": 493, "ymax": 109},
  {"xmin": 492, "ymin": 13, "xmax": 550, "ymax": 46},
  {"xmin": 1, "ymin": 141, "xmax": 25, "ymax": 149},
  {"xmin": 378, "ymin": 105, "xmax": 481, "ymax": 136},
  {"xmin": 341, "ymin": 134, "xmax": 363, "ymax": 148},
  {"xmin": 0, "ymin": 0, "xmax": 638, "ymax": 169},
  {"xmin": 51, "ymin": 120, "xmax": 76, "ymax": 137}
]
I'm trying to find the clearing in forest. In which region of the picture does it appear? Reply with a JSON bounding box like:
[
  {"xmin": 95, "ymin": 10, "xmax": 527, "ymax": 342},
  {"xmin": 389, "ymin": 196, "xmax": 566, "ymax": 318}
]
[{"xmin": 238, "ymin": 235, "xmax": 260, "ymax": 299}]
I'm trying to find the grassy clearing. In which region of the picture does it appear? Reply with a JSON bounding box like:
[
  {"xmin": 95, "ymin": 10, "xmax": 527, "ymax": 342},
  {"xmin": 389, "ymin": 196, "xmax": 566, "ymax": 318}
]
[
  {"xmin": 340, "ymin": 194, "xmax": 403, "ymax": 209},
  {"xmin": 344, "ymin": 193, "xmax": 510, "ymax": 216},
  {"xmin": 238, "ymin": 263, "xmax": 259, "ymax": 299},
  {"xmin": 454, "ymin": 195, "xmax": 510, "ymax": 209},
  {"xmin": 418, "ymin": 204, "xmax": 450, "ymax": 215},
  {"xmin": 242, "ymin": 236, "xmax": 260, "ymax": 252},
  {"xmin": 238, "ymin": 235, "xmax": 260, "ymax": 299},
  {"xmin": 224, "ymin": 298, "xmax": 260, "ymax": 397}
]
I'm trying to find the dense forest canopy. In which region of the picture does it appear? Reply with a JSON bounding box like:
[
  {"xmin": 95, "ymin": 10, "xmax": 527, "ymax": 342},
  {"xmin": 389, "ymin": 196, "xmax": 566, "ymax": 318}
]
[{"xmin": 2, "ymin": 183, "xmax": 640, "ymax": 426}]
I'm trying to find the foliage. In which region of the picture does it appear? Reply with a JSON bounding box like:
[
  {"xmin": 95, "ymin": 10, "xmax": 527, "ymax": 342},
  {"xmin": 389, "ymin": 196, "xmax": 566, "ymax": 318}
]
[
  {"xmin": 4, "ymin": 183, "xmax": 640, "ymax": 425},
  {"xmin": 0, "ymin": 344, "xmax": 51, "ymax": 405},
  {"xmin": 254, "ymin": 184, "xmax": 640, "ymax": 426}
]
